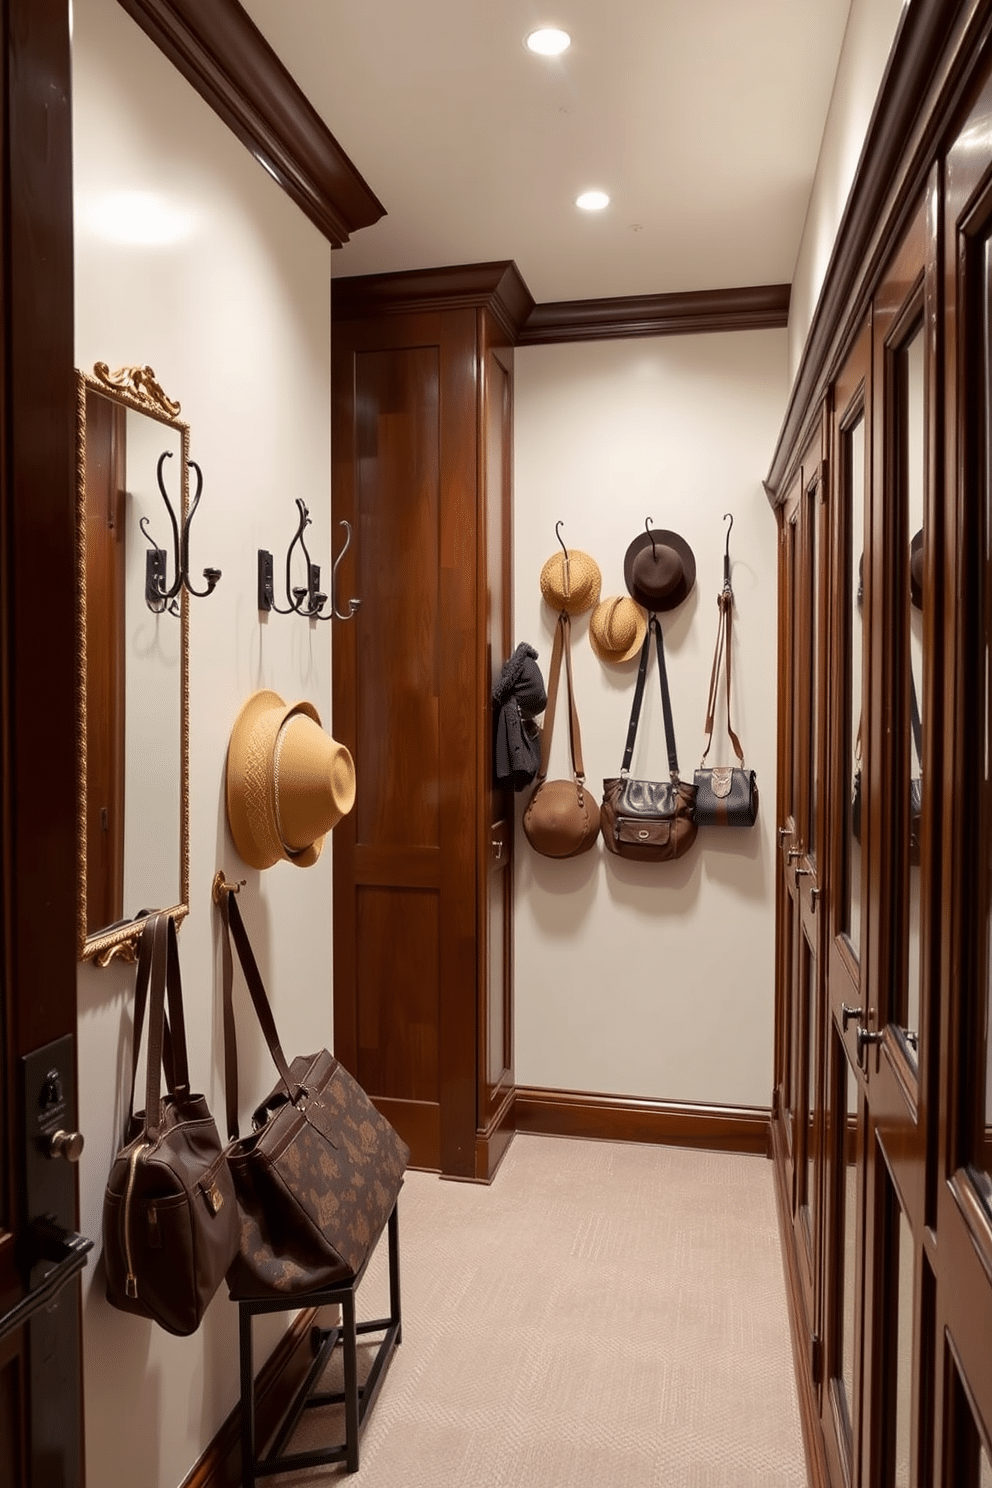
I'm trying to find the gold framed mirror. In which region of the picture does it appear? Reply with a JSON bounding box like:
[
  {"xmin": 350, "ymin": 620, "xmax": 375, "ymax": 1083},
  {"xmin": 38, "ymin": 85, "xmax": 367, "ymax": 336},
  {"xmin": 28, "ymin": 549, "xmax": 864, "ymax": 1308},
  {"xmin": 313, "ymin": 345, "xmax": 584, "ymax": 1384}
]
[{"xmin": 76, "ymin": 363, "xmax": 190, "ymax": 965}]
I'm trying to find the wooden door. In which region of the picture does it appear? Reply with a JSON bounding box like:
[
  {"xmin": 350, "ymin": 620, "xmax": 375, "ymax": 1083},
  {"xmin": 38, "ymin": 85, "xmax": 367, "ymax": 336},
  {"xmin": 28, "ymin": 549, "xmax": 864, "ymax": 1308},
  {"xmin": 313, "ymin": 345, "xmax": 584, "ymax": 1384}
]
[
  {"xmin": 935, "ymin": 61, "xmax": 992, "ymax": 1484},
  {"xmin": 854, "ymin": 189, "xmax": 937, "ymax": 1488},
  {"xmin": 478, "ymin": 336, "xmax": 514, "ymax": 1167},
  {"xmin": 777, "ymin": 423, "xmax": 829, "ymax": 1380},
  {"xmin": 332, "ymin": 303, "xmax": 483, "ymax": 1178},
  {"xmin": 821, "ymin": 319, "xmax": 872, "ymax": 1488},
  {"xmin": 0, "ymin": 0, "xmax": 89, "ymax": 1481}
]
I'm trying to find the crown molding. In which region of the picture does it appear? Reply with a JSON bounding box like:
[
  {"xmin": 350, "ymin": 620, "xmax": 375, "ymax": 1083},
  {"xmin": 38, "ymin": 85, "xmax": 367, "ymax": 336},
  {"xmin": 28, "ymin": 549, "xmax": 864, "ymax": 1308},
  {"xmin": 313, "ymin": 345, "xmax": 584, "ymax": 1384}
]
[
  {"xmin": 332, "ymin": 261, "xmax": 536, "ymax": 341},
  {"xmin": 116, "ymin": 0, "xmax": 386, "ymax": 248},
  {"xmin": 519, "ymin": 283, "xmax": 790, "ymax": 345},
  {"xmin": 765, "ymin": 0, "xmax": 990, "ymax": 502}
]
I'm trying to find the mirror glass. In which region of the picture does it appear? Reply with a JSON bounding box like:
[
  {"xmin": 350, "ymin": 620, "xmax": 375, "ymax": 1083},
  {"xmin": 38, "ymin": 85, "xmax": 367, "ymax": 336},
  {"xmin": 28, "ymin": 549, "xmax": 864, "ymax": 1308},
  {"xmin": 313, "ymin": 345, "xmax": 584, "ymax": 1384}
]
[
  {"xmin": 843, "ymin": 414, "xmax": 866, "ymax": 958},
  {"xmin": 77, "ymin": 364, "xmax": 189, "ymax": 964},
  {"xmin": 897, "ymin": 323, "xmax": 925, "ymax": 1062}
]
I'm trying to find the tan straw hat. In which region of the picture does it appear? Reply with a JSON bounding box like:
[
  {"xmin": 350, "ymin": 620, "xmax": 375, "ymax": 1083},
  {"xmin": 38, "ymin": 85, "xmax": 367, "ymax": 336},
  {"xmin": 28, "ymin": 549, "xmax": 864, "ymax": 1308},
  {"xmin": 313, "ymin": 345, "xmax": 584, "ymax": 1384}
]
[
  {"xmin": 589, "ymin": 595, "xmax": 647, "ymax": 664},
  {"xmin": 539, "ymin": 547, "xmax": 602, "ymax": 615},
  {"xmin": 226, "ymin": 690, "xmax": 356, "ymax": 870}
]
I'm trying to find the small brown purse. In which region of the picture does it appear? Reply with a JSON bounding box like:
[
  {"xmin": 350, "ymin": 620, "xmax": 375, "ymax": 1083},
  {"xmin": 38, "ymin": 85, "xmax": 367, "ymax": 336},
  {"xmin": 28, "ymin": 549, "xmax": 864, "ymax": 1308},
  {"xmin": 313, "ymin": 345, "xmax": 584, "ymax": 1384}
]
[{"xmin": 523, "ymin": 611, "xmax": 601, "ymax": 858}]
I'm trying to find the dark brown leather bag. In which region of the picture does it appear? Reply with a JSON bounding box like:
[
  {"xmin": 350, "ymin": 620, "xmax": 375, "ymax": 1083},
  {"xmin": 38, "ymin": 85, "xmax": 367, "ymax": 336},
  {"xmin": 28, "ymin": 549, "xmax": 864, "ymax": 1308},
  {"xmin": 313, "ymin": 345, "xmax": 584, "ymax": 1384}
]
[
  {"xmin": 103, "ymin": 911, "xmax": 240, "ymax": 1335},
  {"xmin": 523, "ymin": 612, "xmax": 601, "ymax": 857},
  {"xmin": 217, "ymin": 885, "xmax": 410, "ymax": 1299},
  {"xmin": 693, "ymin": 585, "xmax": 758, "ymax": 827},
  {"xmin": 601, "ymin": 613, "xmax": 697, "ymax": 862}
]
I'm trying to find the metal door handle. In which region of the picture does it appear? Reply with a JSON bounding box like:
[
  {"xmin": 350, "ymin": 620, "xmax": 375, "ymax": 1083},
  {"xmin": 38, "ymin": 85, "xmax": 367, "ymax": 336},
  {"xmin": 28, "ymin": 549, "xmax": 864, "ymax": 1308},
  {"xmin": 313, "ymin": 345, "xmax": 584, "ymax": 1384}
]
[
  {"xmin": 857, "ymin": 1023, "xmax": 882, "ymax": 1070},
  {"xmin": 810, "ymin": 887, "xmax": 821, "ymax": 909},
  {"xmin": 841, "ymin": 1003, "xmax": 863, "ymax": 1032},
  {"xmin": 795, "ymin": 867, "xmax": 811, "ymax": 879},
  {"xmin": 787, "ymin": 848, "xmax": 803, "ymax": 862},
  {"xmin": 492, "ymin": 839, "xmax": 503, "ymax": 861}
]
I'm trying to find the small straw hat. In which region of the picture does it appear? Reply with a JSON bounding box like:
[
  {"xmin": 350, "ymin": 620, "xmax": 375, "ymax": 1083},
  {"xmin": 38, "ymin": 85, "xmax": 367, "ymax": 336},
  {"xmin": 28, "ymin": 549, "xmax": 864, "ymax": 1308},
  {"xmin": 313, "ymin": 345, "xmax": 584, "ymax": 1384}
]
[
  {"xmin": 226, "ymin": 690, "xmax": 356, "ymax": 870},
  {"xmin": 539, "ymin": 547, "xmax": 602, "ymax": 615},
  {"xmin": 589, "ymin": 595, "xmax": 648, "ymax": 664}
]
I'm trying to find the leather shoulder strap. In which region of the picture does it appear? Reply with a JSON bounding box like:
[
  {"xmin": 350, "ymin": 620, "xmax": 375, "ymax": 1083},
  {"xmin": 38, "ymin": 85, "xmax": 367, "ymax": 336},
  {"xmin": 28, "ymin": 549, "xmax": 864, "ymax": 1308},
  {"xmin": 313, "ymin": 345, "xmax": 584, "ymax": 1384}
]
[
  {"xmin": 700, "ymin": 587, "xmax": 744, "ymax": 766},
  {"xmin": 219, "ymin": 888, "xmax": 300, "ymax": 1143},
  {"xmin": 622, "ymin": 613, "xmax": 680, "ymax": 779}
]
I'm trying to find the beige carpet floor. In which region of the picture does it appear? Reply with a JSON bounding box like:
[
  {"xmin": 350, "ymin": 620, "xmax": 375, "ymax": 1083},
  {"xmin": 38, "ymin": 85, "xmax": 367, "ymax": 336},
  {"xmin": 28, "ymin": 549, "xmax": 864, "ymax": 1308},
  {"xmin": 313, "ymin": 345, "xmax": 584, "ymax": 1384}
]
[{"xmin": 272, "ymin": 1134, "xmax": 808, "ymax": 1487}]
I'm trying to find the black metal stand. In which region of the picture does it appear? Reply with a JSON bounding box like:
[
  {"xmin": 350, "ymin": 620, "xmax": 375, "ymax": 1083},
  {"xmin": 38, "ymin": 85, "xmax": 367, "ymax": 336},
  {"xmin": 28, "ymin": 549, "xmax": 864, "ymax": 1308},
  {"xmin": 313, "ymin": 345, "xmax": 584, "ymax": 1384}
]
[{"xmin": 238, "ymin": 1202, "xmax": 402, "ymax": 1482}]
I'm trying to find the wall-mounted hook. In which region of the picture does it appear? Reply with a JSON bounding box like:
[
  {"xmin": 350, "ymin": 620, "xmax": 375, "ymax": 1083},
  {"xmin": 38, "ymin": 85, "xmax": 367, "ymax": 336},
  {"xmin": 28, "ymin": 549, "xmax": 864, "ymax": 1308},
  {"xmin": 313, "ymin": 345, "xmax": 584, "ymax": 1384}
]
[
  {"xmin": 723, "ymin": 512, "xmax": 734, "ymax": 591},
  {"xmin": 645, "ymin": 516, "xmax": 657, "ymax": 559},
  {"xmin": 141, "ymin": 450, "xmax": 221, "ymax": 614},
  {"xmin": 258, "ymin": 504, "xmax": 361, "ymax": 621},
  {"xmin": 330, "ymin": 521, "xmax": 361, "ymax": 621}
]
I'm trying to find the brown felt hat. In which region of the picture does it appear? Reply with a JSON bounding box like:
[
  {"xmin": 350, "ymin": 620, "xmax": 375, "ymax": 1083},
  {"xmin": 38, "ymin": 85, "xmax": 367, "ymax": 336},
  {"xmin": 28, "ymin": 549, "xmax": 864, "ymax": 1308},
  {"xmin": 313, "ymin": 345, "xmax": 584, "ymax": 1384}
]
[
  {"xmin": 226, "ymin": 690, "xmax": 356, "ymax": 870},
  {"xmin": 539, "ymin": 548, "xmax": 602, "ymax": 615},
  {"xmin": 910, "ymin": 528, "xmax": 923, "ymax": 609},
  {"xmin": 589, "ymin": 595, "xmax": 648, "ymax": 664},
  {"xmin": 623, "ymin": 527, "xmax": 696, "ymax": 611}
]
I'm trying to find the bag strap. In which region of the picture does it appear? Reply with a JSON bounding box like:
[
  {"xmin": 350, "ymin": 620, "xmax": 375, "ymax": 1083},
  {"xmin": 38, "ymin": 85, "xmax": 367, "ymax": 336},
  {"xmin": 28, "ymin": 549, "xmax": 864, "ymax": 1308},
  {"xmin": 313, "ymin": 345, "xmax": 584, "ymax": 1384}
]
[
  {"xmin": 218, "ymin": 886, "xmax": 302, "ymax": 1143},
  {"xmin": 909, "ymin": 665, "xmax": 922, "ymax": 770},
  {"xmin": 700, "ymin": 587, "xmax": 745, "ymax": 767},
  {"xmin": 622, "ymin": 613, "xmax": 680, "ymax": 779},
  {"xmin": 130, "ymin": 911, "xmax": 194, "ymax": 1144},
  {"xmin": 535, "ymin": 612, "xmax": 586, "ymax": 783}
]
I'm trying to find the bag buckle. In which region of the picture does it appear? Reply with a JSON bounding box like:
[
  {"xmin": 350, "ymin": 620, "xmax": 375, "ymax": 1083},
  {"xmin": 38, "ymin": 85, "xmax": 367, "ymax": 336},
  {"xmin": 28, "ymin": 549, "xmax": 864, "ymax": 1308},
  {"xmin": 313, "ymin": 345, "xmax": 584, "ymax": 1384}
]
[{"xmin": 203, "ymin": 1181, "xmax": 225, "ymax": 1215}]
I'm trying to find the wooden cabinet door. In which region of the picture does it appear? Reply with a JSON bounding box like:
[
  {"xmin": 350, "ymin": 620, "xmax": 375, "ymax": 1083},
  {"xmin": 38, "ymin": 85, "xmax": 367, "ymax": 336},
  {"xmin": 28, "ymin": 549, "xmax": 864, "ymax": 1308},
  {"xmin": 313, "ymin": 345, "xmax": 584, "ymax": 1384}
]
[
  {"xmin": 821, "ymin": 319, "xmax": 872, "ymax": 1488},
  {"xmin": 935, "ymin": 65, "xmax": 992, "ymax": 1485}
]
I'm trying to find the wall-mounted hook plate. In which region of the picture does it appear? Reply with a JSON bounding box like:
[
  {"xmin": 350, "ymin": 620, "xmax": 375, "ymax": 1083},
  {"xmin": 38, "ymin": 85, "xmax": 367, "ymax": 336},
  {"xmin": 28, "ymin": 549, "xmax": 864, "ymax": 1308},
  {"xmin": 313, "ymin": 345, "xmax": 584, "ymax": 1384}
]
[{"xmin": 257, "ymin": 549, "xmax": 274, "ymax": 612}]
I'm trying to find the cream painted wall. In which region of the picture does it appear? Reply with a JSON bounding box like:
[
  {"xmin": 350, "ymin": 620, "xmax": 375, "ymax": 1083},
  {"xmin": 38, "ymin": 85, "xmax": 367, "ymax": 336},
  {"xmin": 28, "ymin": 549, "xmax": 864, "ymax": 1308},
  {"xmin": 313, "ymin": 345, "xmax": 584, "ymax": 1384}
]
[
  {"xmin": 788, "ymin": 0, "xmax": 906, "ymax": 379},
  {"xmin": 72, "ymin": 1, "xmax": 334, "ymax": 1484},
  {"xmin": 513, "ymin": 333, "xmax": 787, "ymax": 1108}
]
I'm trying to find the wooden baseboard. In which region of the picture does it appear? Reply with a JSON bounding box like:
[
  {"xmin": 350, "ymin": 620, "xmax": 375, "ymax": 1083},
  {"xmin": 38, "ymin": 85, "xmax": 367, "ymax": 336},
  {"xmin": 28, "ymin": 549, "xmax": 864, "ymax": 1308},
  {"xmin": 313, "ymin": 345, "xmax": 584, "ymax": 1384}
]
[
  {"xmin": 770, "ymin": 1116, "xmax": 829, "ymax": 1488},
  {"xmin": 180, "ymin": 1304, "xmax": 336, "ymax": 1488},
  {"xmin": 514, "ymin": 1085, "xmax": 772, "ymax": 1156}
]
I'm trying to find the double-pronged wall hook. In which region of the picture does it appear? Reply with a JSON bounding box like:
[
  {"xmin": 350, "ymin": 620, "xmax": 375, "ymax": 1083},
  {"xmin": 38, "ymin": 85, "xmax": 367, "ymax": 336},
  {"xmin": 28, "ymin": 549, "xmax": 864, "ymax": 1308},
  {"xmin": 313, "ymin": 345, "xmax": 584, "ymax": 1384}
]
[
  {"xmin": 257, "ymin": 501, "xmax": 361, "ymax": 621},
  {"xmin": 141, "ymin": 450, "xmax": 222, "ymax": 615}
]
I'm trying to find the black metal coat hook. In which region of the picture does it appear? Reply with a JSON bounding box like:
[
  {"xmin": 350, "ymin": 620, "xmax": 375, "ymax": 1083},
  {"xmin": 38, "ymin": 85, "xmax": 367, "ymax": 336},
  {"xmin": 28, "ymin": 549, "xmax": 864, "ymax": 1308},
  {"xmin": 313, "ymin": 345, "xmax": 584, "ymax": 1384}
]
[
  {"xmin": 723, "ymin": 512, "xmax": 734, "ymax": 591},
  {"xmin": 645, "ymin": 515, "xmax": 657, "ymax": 558},
  {"xmin": 257, "ymin": 506, "xmax": 361, "ymax": 620},
  {"xmin": 141, "ymin": 450, "xmax": 221, "ymax": 614}
]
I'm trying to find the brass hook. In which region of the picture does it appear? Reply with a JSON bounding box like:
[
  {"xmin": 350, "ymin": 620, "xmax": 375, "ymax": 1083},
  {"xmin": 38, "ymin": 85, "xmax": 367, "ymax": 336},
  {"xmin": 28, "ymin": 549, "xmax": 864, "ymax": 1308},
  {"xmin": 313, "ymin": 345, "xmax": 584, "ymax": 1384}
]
[{"xmin": 212, "ymin": 870, "xmax": 246, "ymax": 904}]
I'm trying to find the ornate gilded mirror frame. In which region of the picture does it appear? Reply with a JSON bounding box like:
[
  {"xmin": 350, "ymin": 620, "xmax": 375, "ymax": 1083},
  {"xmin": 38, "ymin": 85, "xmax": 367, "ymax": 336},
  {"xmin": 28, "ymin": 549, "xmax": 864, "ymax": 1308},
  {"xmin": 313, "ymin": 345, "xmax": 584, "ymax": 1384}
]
[{"xmin": 76, "ymin": 362, "xmax": 190, "ymax": 965}]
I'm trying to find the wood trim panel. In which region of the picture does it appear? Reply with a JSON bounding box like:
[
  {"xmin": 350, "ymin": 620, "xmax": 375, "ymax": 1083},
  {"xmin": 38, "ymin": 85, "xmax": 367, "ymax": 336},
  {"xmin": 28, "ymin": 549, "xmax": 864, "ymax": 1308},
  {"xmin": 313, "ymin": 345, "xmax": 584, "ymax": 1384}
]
[
  {"xmin": 179, "ymin": 1306, "xmax": 329, "ymax": 1488},
  {"xmin": 514, "ymin": 1086, "xmax": 772, "ymax": 1156},
  {"xmin": 771, "ymin": 1117, "xmax": 832, "ymax": 1488},
  {"xmin": 766, "ymin": 0, "xmax": 991, "ymax": 501},
  {"xmin": 115, "ymin": 0, "xmax": 385, "ymax": 247},
  {"xmin": 333, "ymin": 261, "xmax": 535, "ymax": 341},
  {"xmin": 519, "ymin": 283, "xmax": 791, "ymax": 345}
]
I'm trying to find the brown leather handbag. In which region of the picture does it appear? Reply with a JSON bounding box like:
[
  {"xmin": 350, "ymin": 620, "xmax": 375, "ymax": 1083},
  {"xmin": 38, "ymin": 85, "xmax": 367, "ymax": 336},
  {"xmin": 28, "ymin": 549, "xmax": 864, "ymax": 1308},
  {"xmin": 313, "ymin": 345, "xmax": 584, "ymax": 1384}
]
[
  {"xmin": 103, "ymin": 911, "xmax": 240, "ymax": 1336},
  {"xmin": 601, "ymin": 613, "xmax": 697, "ymax": 861},
  {"xmin": 217, "ymin": 884, "xmax": 410, "ymax": 1299},
  {"xmin": 523, "ymin": 611, "xmax": 601, "ymax": 858}
]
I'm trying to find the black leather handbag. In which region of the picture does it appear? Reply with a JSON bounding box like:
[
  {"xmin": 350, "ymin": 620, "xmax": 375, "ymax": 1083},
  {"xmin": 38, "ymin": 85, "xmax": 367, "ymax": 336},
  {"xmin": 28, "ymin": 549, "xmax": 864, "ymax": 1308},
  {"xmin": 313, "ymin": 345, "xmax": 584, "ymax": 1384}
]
[
  {"xmin": 694, "ymin": 583, "xmax": 758, "ymax": 827},
  {"xmin": 601, "ymin": 613, "xmax": 697, "ymax": 861}
]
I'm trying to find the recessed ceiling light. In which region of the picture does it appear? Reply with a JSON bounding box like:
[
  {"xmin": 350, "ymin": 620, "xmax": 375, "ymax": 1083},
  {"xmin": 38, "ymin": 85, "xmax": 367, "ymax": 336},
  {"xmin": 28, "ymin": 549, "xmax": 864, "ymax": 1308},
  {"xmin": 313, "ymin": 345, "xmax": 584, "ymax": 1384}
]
[
  {"xmin": 526, "ymin": 27, "xmax": 571, "ymax": 55},
  {"xmin": 576, "ymin": 190, "xmax": 610, "ymax": 211}
]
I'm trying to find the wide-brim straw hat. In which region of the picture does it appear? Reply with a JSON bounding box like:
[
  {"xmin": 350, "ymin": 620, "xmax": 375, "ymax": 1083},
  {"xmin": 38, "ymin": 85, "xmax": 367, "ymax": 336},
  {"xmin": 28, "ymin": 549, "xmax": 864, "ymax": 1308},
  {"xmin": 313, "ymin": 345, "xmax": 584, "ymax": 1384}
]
[
  {"xmin": 226, "ymin": 690, "xmax": 356, "ymax": 870},
  {"xmin": 540, "ymin": 548, "xmax": 602, "ymax": 615},
  {"xmin": 623, "ymin": 527, "xmax": 696, "ymax": 611},
  {"xmin": 589, "ymin": 595, "xmax": 647, "ymax": 664}
]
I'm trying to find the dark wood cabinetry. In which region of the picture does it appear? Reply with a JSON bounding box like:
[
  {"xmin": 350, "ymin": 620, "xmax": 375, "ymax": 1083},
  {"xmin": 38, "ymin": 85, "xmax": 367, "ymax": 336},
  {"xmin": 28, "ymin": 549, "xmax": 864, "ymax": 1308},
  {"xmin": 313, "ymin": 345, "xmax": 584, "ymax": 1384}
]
[
  {"xmin": 330, "ymin": 263, "xmax": 531, "ymax": 1180},
  {"xmin": 768, "ymin": 12, "xmax": 992, "ymax": 1485}
]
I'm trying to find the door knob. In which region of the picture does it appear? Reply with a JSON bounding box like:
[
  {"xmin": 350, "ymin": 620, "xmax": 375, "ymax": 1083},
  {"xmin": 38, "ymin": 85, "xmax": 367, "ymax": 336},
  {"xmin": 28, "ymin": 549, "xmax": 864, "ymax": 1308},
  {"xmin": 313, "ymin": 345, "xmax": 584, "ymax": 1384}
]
[
  {"xmin": 47, "ymin": 1129, "xmax": 84, "ymax": 1163},
  {"xmin": 857, "ymin": 1023, "xmax": 882, "ymax": 1070},
  {"xmin": 810, "ymin": 887, "xmax": 822, "ymax": 909}
]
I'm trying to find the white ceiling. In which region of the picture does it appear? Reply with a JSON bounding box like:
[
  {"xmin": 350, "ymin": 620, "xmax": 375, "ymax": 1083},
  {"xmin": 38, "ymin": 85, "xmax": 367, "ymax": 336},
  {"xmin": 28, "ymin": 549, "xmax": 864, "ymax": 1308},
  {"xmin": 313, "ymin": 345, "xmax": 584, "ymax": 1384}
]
[{"xmin": 240, "ymin": 0, "xmax": 853, "ymax": 304}]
